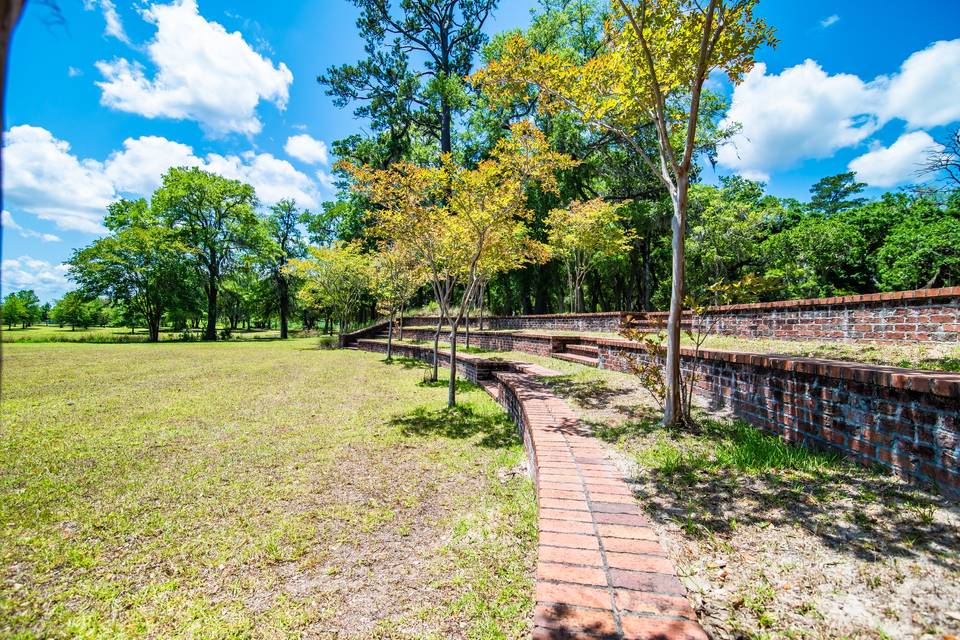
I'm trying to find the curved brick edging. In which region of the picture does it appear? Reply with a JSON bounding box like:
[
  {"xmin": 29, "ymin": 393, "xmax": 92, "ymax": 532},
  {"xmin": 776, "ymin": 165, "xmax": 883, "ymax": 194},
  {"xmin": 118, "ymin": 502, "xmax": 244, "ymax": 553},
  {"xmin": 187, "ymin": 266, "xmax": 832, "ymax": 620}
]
[
  {"xmin": 352, "ymin": 339, "xmax": 706, "ymax": 639},
  {"xmin": 491, "ymin": 372, "xmax": 706, "ymax": 640}
]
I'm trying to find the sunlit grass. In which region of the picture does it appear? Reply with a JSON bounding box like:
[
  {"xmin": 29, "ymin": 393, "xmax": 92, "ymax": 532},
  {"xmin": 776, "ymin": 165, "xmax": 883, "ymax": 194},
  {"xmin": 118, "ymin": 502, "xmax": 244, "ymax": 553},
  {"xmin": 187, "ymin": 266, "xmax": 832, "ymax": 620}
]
[{"xmin": 0, "ymin": 340, "xmax": 534, "ymax": 638}]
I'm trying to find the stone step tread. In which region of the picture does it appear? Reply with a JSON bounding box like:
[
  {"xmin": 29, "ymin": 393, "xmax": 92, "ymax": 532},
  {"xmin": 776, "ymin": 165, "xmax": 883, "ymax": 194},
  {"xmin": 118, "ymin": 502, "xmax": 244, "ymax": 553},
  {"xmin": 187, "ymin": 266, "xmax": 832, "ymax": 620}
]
[
  {"xmin": 552, "ymin": 352, "xmax": 600, "ymax": 367},
  {"xmin": 566, "ymin": 343, "xmax": 599, "ymax": 355}
]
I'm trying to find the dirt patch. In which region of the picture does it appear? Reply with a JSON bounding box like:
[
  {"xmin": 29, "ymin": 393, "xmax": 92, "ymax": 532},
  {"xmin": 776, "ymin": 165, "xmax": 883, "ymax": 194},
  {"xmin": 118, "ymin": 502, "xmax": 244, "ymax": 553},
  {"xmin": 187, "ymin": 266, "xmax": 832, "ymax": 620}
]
[{"xmin": 541, "ymin": 366, "xmax": 960, "ymax": 640}]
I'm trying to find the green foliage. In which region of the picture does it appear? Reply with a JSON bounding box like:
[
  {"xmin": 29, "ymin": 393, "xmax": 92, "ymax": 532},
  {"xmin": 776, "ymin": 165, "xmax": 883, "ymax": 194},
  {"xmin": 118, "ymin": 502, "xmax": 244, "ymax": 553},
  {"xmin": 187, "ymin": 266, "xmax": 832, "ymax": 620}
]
[
  {"xmin": 69, "ymin": 198, "xmax": 190, "ymax": 342},
  {"xmin": 153, "ymin": 167, "xmax": 260, "ymax": 340},
  {"xmin": 809, "ymin": 171, "xmax": 867, "ymax": 217}
]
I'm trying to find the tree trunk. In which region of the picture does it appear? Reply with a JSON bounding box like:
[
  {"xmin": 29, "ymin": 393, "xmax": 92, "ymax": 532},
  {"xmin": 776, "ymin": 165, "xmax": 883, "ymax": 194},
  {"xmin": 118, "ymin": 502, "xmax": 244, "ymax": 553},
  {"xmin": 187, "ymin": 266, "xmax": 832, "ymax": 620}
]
[
  {"xmin": 431, "ymin": 315, "xmax": 441, "ymax": 382},
  {"xmin": 398, "ymin": 305, "xmax": 404, "ymax": 341},
  {"xmin": 440, "ymin": 96, "xmax": 452, "ymax": 154},
  {"xmin": 464, "ymin": 299, "xmax": 471, "ymax": 350},
  {"xmin": 278, "ymin": 278, "xmax": 289, "ymax": 339},
  {"xmin": 204, "ymin": 278, "xmax": 218, "ymax": 340},
  {"xmin": 642, "ymin": 234, "xmax": 652, "ymax": 311},
  {"xmin": 448, "ymin": 323, "xmax": 458, "ymax": 407},
  {"xmin": 386, "ymin": 311, "xmax": 395, "ymax": 360},
  {"xmin": 148, "ymin": 315, "xmax": 161, "ymax": 343},
  {"xmin": 478, "ymin": 284, "xmax": 485, "ymax": 331},
  {"xmin": 663, "ymin": 178, "xmax": 689, "ymax": 427}
]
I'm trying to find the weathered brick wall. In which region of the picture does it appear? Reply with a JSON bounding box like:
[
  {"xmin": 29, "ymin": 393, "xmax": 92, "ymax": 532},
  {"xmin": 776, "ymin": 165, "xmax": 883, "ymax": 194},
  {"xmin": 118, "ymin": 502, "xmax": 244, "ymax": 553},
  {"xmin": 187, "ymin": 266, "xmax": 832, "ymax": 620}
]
[
  {"xmin": 398, "ymin": 327, "xmax": 558, "ymax": 356},
  {"xmin": 355, "ymin": 339, "xmax": 511, "ymax": 381},
  {"xmin": 400, "ymin": 312, "xmax": 627, "ymax": 333},
  {"xmin": 647, "ymin": 287, "xmax": 960, "ymax": 344},
  {"xmin": 485, "ymin": 312, "xmax": 627, "ymax": 333},
  {"xmin": 593, "ymin": 337, "xmax": 960, "ymax": 496}
]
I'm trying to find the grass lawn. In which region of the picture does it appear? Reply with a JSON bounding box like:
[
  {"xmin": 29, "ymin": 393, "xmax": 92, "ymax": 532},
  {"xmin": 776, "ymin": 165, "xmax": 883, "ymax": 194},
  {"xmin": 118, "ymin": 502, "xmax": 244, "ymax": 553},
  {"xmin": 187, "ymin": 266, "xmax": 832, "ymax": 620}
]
[
  {"xmin": 0, "ymin": 325, "xmax": 292, "ymax": 344},
  {"xmin": 0, "ymin": 339, "xmax": 535, "ymax": 639}
]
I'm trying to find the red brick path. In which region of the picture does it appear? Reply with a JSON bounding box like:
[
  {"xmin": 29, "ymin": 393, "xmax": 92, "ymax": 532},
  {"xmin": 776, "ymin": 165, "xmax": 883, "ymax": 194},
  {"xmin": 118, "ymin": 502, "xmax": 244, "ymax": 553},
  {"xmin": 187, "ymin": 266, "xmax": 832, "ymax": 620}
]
[{"xmin": 488, "ymin": 372, "xmax": 707, "ymax": 640}]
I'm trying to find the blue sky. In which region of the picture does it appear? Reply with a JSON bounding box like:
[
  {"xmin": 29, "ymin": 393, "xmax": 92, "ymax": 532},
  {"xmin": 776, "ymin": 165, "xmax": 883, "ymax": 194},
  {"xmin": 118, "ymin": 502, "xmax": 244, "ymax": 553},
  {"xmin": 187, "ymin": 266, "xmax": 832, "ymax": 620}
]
[{"xmin": 2, "ymin": 0, "xmax": 959, "ymax": 301}]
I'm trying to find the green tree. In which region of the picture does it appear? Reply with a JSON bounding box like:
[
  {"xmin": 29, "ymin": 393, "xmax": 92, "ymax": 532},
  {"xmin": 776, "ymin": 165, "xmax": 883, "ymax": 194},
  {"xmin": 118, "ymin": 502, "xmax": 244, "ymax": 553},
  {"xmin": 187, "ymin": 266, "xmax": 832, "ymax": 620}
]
[
  {"xmin": 546, "ymin": 198, "xmax": 634, "ymax": 312},
  {"xmin": 809, "ymin": 171, "xmax": 867, "ymax": 217},
  {"xmin": 1, "ymin": 292, "xmax": 26, "ymax": 329},
  {"xmin": 11, "ymin": 289, "xmax": 40, "ymax": 327},
  {"xmin": 321, "ymin": 0, "xmax": 499, "ymax": 156},
  {"xmin": 760, "ymin": 217, "xmax": 866, "ymax": 298},
  {"xmin": 264, "ymin": 199, "xmax": 308, "ymax": 339},
  {"xmin": 876, "ymin": 195, "xmax": 960, "ymax": 290},
  {"xmin": 51, "ymin": 292, "xmax": 96, "ymax": 330},
  {"xmin": 370, "ymin": 244, "xmax": 425, "ymax": 360},
  {"xmin": 153, "ymin": 167, "xmax": 259, "ymax": 341},
  {"xmin": 475, "ymin": 0, "xmax": 776, "ymax": 425},
  {"xmin": 287, "ymin": 242, "xmax": 372, "ymax": 338},
  {"xmin": 69, "ymin": 199, "xmax": 189, "ymax": 342}
]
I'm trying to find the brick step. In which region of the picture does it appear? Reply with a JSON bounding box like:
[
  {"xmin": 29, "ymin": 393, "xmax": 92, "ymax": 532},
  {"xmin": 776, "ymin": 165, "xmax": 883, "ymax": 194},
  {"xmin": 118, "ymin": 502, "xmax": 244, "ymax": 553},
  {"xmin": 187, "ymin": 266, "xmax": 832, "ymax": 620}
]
[
  {"xmin": 552, "ymin": 352, "xmax": 599, "ymax": 367},
  {"xmin": 566, "ymin": 343, "xmax": 599, "ymax": 356}
]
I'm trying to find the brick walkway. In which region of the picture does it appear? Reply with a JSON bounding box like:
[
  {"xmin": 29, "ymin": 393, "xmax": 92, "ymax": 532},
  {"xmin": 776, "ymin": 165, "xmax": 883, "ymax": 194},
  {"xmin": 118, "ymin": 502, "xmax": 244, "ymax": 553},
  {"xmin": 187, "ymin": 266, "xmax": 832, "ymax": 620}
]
[
  {"xmin": 353, "ymin": 339, "xmax": 706, "ymax": 638},
  {"xmin": 491, "ymin": 372, "xmax": 707, "ymax": 640}
]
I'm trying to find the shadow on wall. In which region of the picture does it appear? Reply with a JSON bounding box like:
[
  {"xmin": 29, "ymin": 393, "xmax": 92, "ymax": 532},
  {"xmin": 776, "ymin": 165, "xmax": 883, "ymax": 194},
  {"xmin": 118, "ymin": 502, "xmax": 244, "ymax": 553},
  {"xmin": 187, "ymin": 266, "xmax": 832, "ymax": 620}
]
[{"xmin": 390, "ymin": 403, "xmax": 519, "ymax": 449}]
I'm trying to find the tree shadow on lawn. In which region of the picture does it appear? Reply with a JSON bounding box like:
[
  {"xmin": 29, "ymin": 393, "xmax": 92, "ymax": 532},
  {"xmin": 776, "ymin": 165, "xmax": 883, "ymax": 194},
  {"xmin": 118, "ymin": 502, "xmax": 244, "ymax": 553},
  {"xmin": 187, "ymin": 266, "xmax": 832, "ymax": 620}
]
[
  {"xmin": 390, "ymin": 403, "xmax": 519, "ymax": 449},
  {"xmin": 382, "ymin": 356, "xmax": 431, "ymax": 370},
  {"xmin": 541, "ymin": 375, "xmax": 634, "ymax": 410},
  {"xmin": 617, "ymin": 416, "xmax": 960, "ymax": 569}
]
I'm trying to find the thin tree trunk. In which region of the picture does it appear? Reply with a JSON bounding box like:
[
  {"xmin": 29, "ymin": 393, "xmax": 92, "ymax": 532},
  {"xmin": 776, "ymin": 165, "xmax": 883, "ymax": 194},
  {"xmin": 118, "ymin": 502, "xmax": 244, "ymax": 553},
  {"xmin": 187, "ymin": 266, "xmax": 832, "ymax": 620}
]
[
  {"xmin": 664, "ymin": 178, "xmax": 689, "ymax": 427},
  {"xmin": 478, "ymin": 283, "xmax": 485, "ymax": 330},
  {"xmin": 386, "ymin": 311, "xmax": 395, "ymax": 360},
  {"xmin": 398, "ymin": 304, "xmax": 404, "ymax": 341},
  {"xmin": 431, "ymin": 315, "xmax": 441, "ymax": 382},
  {"xmin": 204, "ymin": 280, "xmax": 218, "ymax": 341},
  {"xmin": 278, "ymin": 278, "xmax": 289, "ymax": 339},
  {"xmin": 464, "ymin": 296, "xmax": 471, "ymax": 350},
  {"xmin": 448, "ymin": 322, "xmax": 458, "ymax": 407}
]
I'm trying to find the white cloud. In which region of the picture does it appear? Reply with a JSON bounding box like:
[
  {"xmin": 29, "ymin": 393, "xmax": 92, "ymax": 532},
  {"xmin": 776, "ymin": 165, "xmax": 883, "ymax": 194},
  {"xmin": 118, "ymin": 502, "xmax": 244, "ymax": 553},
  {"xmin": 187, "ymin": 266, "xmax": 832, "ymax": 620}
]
[
  {"xmin": 95, "ymin": 0, "xmax": 292, "ymax": 137},
  {"xmin": 3, "ymin": 125, "xmax": 326, "ymax": 231},
  {"xmin": 717, "ymin": 39, "xmax": 960, "ymax": 179},
  {"xmin": 879, "ymin": 39, "xmax": 960, "ymax": 129},
  {"xmin": 716, "ymin": 39, "xmax": 960, "ymax": 180},
  {"xmin": 104, "ymin": 135, "xmax": 203, "ymax": 194},
  {"xmin": 1, "ymin": 256, "xmax": 70, "ymax": 299},
  {"xmin": 820, "ymin": 15, "xmax": 840, "ymax": 28},
  {"xmin": 284, "ymin": 134, "xmax": 329, "ymax": 165},
  {"xmin": 2, "ymin": 211, "xmax": 62, "ymax": 242},
  {"xmin": 2, "ymin": 125, "xmax": 115, "ymax": 233},
  {"xmin": 315, "ymin": 169, "xmax": 336, "ymax": 191},
  {"xmin": 206, "ymin": 152, "xmax": 321, "ymax": 209},
  {"xmin": 716, "ymin": 60, "xmax": 881, "ymax": 177},
  {"xmin": 848, "ymin": 131, "xmax": 939, "ymax": 187},
  {"xmin": 68, "ymin": 66, "xmax": 83, "ymax": 78},
  {"xmin": 84, "ymin": 0, "xmax": 130, "ymax": 43}
]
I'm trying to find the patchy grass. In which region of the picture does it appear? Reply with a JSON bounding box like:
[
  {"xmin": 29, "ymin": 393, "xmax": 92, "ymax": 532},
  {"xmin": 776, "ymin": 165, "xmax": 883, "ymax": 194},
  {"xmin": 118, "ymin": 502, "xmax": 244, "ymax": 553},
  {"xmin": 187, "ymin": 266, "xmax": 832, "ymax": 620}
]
[
  {"xmin": 691, "ymin": 334, "xmax": 960, "ymax": 373},
  {"xmin": 0, "ymin": 324, "xmax": 295, "ymax": 343},
  {"xmin": 0, "ymin": 340, "xmax": 534, "ymax": 638}
]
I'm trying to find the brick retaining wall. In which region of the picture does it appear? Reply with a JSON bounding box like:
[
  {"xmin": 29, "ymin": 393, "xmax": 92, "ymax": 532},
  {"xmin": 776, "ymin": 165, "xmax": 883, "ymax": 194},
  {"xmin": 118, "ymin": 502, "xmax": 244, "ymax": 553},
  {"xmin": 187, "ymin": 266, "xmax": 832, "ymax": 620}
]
[
  {"xmin": 645, "ymin": 287, "xmax": 960, "ymax": 344},
  {"xmin": 380, "ymin": 286, "xmax": 960, "ymax": 345},
  {"xmin": 593, "ymin": 338, "xmax": 960, "ymax": 496},
  {"xmin": 354, "ymin": 339, "xmax": 512, "ymax": 381}
]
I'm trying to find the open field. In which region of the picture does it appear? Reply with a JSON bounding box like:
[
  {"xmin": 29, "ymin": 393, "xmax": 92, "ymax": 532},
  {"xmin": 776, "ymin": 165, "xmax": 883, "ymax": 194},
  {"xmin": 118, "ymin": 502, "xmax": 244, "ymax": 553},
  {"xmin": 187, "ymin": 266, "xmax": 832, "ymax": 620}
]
[
  {"xmin": 0, "ymin": 325, "xmax": 290, "ymax": 343},
  {"xmin": 0, "ymin": 340, "xmax": 535, "ymax": 638}
]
